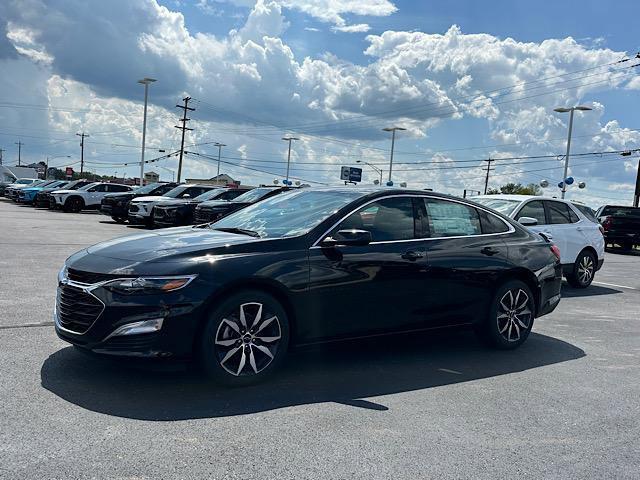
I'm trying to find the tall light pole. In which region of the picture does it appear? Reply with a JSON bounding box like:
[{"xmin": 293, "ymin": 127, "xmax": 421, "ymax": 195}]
[
  {"xmin": 214, "ymin": 142, "xmax": 226, "ymax": 177},
  {"xmin": 45, "ymin": 155, "xmax": 71, "ymax": 179},
  {"xmin": 356, "ymin": 160, "xmax": 383, "ymax": 184},
  {"xmin": 554, "ymin": 105, "xmax": 591, "ymax": 199},
  {"xmin": 282, "ymin": 136, "xmax": 299, "ymax": 184},
  {"xmin": 382, "ymin": 127, "xmax": 405, "ymax": 183},
  {"xmin": 138, "ymin": 77, "xmax": 156, "ymax": 186}
]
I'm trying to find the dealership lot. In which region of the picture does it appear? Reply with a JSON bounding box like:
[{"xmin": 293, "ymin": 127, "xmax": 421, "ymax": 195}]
[{"xmin": 0, "ymin": 199, "xmax": 638, "ymax": 479}]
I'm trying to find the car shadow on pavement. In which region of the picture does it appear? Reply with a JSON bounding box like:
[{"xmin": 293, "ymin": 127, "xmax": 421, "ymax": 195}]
[
  {"xmin": 561, "ymin": 285, "xmax": 623, "ymax": 298},
  {"xmin": 41, "ymin": 329, "xmax": 585, "ymax": 421}
]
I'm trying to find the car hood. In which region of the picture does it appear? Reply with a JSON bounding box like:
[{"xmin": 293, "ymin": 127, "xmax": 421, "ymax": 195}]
[
  {"xmin": 51, "ymin": 189, "xmax": 76, "ymax": 195},
  {"xmin": 84, "ymin": 226, "xmax": 259, "ymax": 262},
  {"xmin": 131, "ymin": 195, "xmax": 174, "ymax": 203},
  {"xmin": 199, "ymin": 200, "xmax": 248, "ymax": 209},
  {"xmin": 104, "ymin": 192, "xmax": 134, "ymax": 199}
]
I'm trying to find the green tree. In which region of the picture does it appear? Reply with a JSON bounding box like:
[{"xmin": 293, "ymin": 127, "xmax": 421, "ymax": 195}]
[{"xmin": 487, "ymin": 183, "xmax": 541, "ymax": 195}]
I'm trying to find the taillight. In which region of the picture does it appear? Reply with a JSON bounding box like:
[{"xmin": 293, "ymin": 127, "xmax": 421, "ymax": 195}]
[
  {"xmin": 601, "ymin": 216, "xmax": 612, "ymax": 232},
  {"xmin": 550, "ymin": 244, "xmax": 561, "ymax": 262}
]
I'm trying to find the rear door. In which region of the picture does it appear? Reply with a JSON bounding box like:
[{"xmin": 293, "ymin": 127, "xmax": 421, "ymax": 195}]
[
  {"xmin": 544, "ymin": 200, "xmax": 582, "ymax": 264},
  {"xmin": 87, "ymin": 184, "xmax": 109, "ymax": 205},
  {"xmin": 421, "ymin": 197, "xmax": 512, "ymax": 325}
]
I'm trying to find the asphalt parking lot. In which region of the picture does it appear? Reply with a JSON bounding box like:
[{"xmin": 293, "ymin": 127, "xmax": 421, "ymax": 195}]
[{"xmin": 0, "ymin": 199, "xmax": 638, "ymax": 479}]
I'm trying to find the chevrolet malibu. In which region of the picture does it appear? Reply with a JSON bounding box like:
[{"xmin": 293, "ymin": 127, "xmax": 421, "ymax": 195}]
[{"xmin": 55, "ymin": 188, "xmax": 562, "ymax": 386}]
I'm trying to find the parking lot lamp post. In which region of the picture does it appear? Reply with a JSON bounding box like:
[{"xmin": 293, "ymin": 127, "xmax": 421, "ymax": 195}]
[
  {"xmin": 138, "ymin": 78, "xmax": 156, "ymax": 186},
  {"xmin": 282, "ymin": 137, "xmax": 299, "ymax": 184},
  {"xmin": 383, "ymin": 127, "xmax": 406, "ymax": 184},
  {"xmin": 554, "ymin": 105, "xmax": 591, "ymax": 199},
  {"xmin": 356, "ymin": 160, "xmax": 383, "ymax": 184},
  {"xmin": 214, "ymin": 142, "xmax": 226, "ymax": 177}
]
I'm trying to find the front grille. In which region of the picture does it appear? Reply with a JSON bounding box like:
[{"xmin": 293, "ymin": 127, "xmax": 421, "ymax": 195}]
[
  {"xmin": 194, "ymin": 209, "xmax": 215, "ymax": 223},
  {"xmin": 57, "ymin": 285, "xmax": 104, "ymax": 334},
  {"xmin": 154, "ymin": 208, "xmax": 166, "ymax": 219},
  {"xmin": 67, "ymin": 268, "xmax": 122, "ymax": 285}
]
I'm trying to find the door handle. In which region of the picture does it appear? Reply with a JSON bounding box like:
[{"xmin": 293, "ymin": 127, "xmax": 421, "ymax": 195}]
[
  {"xmin": 402, "ymin": 250, "xmax": 425, "ymax": 260},
  {"xmin": 481, "ymin": 246, "xmax": 499, "ymax": 256}
]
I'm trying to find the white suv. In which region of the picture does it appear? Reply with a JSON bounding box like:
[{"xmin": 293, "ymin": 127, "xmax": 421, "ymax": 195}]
[
  {"xmin": 52, "ymin": 182, "xmax": 133, "ymax": 212},
  {"xmin": 128, "ymin": 184, "xmax": 217, "ymax": 226},
  {"xmin": 473, "ymin": 195, "xmax": 605, "ymax": 288}
]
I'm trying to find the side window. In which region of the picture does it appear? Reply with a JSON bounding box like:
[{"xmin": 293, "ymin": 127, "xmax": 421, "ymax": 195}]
[
  {"xmin": 479, "ymin": 209, "xmax": 510, "ymax": 234},
  {"xmin": 110, "ymin": 185, "xmax": 128, "ymax": 192},
  {"xmin": 424, "ymin": 198, "xmax": 482, "ymax": 237},
  {"xmin": 567, "ymin": 205, "xmax": 580, "ymax": 223},
  {"xmin": 158, "ymin": 184, "xmax": 174, "ymax": 195},
  {"xmin": 182, "ymin": 187, "xmax": 201, "ymax": 197},
  {"xmin": 547, "ymin": 201, "xmax": 572, "ymax": 224},
  {"xmin": 516, "ymin": 201, "xmax": 546, "ymax": 225},
  {"xmin": 218, "ymin": 190, "xmax": 242, "ymax": 200},
  {"xmin": 94, "ymin": 184, "xmax": 108, "ymax": 192},
  {"xmin": 335, "ymin": 197, "xmax": 416, "ymax": 242}
]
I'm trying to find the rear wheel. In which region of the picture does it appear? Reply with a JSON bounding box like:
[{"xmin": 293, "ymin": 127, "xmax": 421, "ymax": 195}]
[
  {"xmin": 567, "ymin": 250, "xmax": 596, "ymax": 288},
  {"xmin": 199, "ymin": 290, "xmax": 289, "ymax": 386},
  {"xmin": 64, "ymin": 196, "xmax": 84, "ymax": 213},
  {"xmin": 475, "ymin": 280, "xmax": 534, "ymax": 349}
]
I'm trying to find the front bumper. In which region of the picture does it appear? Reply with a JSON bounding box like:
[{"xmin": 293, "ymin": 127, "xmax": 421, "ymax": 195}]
[
  {"xmin": 101, "ymin": 202, "xmax": 128, "ymax": 218},
  {"xmin": 54, "ymin": 279, "xmax": 208, "ymax": 359}
]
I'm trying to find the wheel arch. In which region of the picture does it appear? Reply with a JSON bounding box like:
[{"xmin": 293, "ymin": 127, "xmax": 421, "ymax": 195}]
[
  {"xmin": 496, "ymin": 268, "xmax": 541, "ymax": 317},
  {"xmin": 192, "ymin": 277, "xmax": 298, "ymax": 353},
  {"xmin": 577, "ymin": 245, "xmax": 598, "ymax": 263}
]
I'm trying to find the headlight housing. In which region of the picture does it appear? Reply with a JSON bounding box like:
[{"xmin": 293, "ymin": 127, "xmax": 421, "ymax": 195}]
[{"xmin": 102, "ymin": 275, "xmax": 196, "ymax": 295}]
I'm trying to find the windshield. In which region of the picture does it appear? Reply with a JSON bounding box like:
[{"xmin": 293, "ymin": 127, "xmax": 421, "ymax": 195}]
[
  {"xmin": 472, "ymin": 197, "xmax": 521, "ymax": 215},
  {"xmin": 164, "ymin": 185, "xmax": 190, "ymax": 198},
  {"xmin": 231, "ymin": 187, "xmax": 278, "ymax": 203},
  {"xmin": 601, "ymin": 206, "xmax": 640, "ymax": 218},
  {"xmin": 136, "ymin": 182, "xmax": 168, "ymax": 195},
  {"xmin": 193, "ymin": 188, "xmax": 224, "ymax": 201},
  {"xmin": 211, "ymin": 189, "xmax": 363, "ymax": 239}
]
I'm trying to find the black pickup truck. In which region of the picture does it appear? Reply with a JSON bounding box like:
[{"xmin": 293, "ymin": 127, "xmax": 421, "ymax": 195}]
[{"xmin": 596, "ymin": 205, "xmax": 640, "ymax": 251}]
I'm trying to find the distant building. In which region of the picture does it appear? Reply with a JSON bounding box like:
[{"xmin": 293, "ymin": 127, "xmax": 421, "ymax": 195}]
[
  {"xmin": 185, "ymin": 173, "xmax": 241, "ymax": 187},
  {"xmin": 144, "ymin": 171, "xmax": 160, "ymax": 184}
]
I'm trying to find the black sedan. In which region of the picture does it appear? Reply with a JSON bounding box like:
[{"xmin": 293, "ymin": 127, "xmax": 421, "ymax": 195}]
[
  {"xmin": 100, "ymin": 182, "xmax": 179, "ymax": 222},
  {"xmin": 193, "ymin": 186, "xmax": 292, "ymax": 224},
  {"xmin": 153, "ymin": 186, "xmax": 252, "ymax": 228},
  {"xmin": 55, "ymin": 188, "xmax": 562, "ymax": 386}
]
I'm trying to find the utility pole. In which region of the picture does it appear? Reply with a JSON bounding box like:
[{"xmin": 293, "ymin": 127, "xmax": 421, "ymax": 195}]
[
  {"xmin": 483, "ymin": 158, "xmax": 494, "ymax": 194},
  {"xmin": 554, "ymin": 105, "xmax": 592, "ymax": 199},
  {"xmin": 0, "ymin": 148, "xmax": 4, "ymax": 165},
  {"xmin": 15, "ymin": 141, "xmax": 23, "ymax": 166},
  {"xmin": 281, "ymin": 137, "xmax": 299, "ymax": 184},
  {"xmin": 175, "ymin": 97, "xmax": 194, "ymax": 183},
  {"xmin": 76, "ymin": 132, "xmax": 89, "ymax": 173},
  {"xmin": 215, "ymin": 142, "xmax": 226, "ymax": 177},
  {"xmin": 382, "ymin": 127, "xmax": 406, "ymax": 184}
]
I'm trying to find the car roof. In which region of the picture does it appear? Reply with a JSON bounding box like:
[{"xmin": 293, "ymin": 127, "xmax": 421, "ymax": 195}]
[{"xmin": 471, "ymin": 194, "xmax": 570, "ymax": 203}]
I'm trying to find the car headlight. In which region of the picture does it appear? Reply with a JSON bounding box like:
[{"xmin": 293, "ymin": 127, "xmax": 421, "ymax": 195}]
[
  {"xmin": 102, "ymin": 275, "xmax": 196, "ymax": 295},
  {"xmin": 58, "ymin": 265, "xmax": 68, "ymax": 283}
]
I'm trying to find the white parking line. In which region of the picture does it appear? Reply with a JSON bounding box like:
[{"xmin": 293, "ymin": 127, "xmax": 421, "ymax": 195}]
[{"xmin": 593, "ymin": 281, "xmax": 637, "ymax": 290}]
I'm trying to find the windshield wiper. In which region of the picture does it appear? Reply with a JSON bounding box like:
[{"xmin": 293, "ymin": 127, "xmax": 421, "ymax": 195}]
[{"xmin": 211, "ymin": 227, "xmax": 261, "ymax": 238}]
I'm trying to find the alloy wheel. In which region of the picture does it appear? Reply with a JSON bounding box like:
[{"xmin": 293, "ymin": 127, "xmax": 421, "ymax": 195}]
[
  {"xmin": 214, "ymin": 302, "xmax": 282, "ymax": 376},
  {"xmin": 577, "ymin": 254, "xmax": 594, "ymax": 285},
  {"xmin": 496, "ymin": 288, "xmax": 532, "ymax": 342}
]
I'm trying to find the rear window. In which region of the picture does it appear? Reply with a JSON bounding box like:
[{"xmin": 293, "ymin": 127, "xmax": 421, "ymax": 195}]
[
  {"xmin": 601, "ymin": 206, "xmax": 640, "ymax": 218},
  {"xmin": 479, "ymin": 210, "xmax": 510, "ymax": 234}
]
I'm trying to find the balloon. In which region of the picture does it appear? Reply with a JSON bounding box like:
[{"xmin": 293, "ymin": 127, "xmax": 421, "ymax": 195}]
[
  {"xmin": 565, "ymin": 176, "xmax": 574, "ymax": 185},
  {"xmin": 558, "ymin": 182, "xmax": 564, "ymax": 189},
  {"xmin": 540, "ymin": 179, "xmax": 549, "ymax": 188},
  {"xmin": 578, "ymin": 182, "xmax": 586, "ymax": 189}
]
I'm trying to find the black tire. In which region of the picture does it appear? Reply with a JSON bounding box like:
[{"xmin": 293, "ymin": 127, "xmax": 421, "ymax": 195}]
[
  {"xmin": 111, "ymin": 216, "xmax": 127, "ymax": 224},
  {"xmin": 199, "ymin": 290, "xmax": 290, "ymax": 386},
  {"xmin": 566, "ymin": 249, "xmax": 596, "ymax": 288},
  {"xmin": 64, "ymin": 196, "xmax": 84, "ymax": 213},
  {"xmin": 475, "ymin": 280, "xmax": 535, "ymax": 349},
  {"xmin": 621, "ymin": 241, "xmax": 633, "ymax": 252}
]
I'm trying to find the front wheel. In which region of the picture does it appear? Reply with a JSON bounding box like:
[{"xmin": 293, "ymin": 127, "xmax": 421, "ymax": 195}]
[
  {"xmin": 199, "ymin": 290, "xmax": 289, "ymax": 386},
  {"xmin": 567, "ymin": 250, "xmax": 596, "ymax": 288},
  {"xmin": 64, "ymin": 197, "xmax": 84, "ymax": 213},
  {"xmin": 475, "ymin": 280, "xmax": 535, "ymax": 349}
]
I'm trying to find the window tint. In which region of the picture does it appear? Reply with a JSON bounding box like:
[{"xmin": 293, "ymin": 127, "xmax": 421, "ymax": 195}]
[
  {"xmin": 218, "ymin": 190, "xmax": 244, "ymax": 200},
  {"xmin": 94, "ymin": 184, "xmax": 108, "ymax": 192},
  {"xmin": 517, "ymin": 201, "xmax": 546, "ymax": 225},
  {"xmin": 546, "ymin": 201, "xmax": 573, "ymax": 224},
  {"xmin": 567, "ymin": 205, "xmax": 580, "ymax": 223},
  {"xmin": 424, "ymin": 198, "xmax": 482, "ymax": 237},
  {"xmin": 109, "ymin": 184, "xmax": 129, "ymax": 192},
  {"xmin": 183, "ymin": 187, "xmax": 208, "ymax": 197},
  {"xmin": 479, "ymin": 210, "xmax": 510, "ymax": 234},
  {"xmin": 336, "ymin": 197, "xmax": 415, "ymax": 242},
  {"xmin": 157, "ymin": 184, "xmax": 175, "ymax": 195}
]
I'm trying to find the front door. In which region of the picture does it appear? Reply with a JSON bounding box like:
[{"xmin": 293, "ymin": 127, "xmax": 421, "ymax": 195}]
[{"xmin": 305, "ymin": 196, "xmax": 431, "ymax": 341}]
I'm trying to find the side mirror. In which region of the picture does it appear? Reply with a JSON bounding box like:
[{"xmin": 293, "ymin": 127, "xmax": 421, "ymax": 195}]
[
  {"xmin": 322, "ymin": 229, "xmax": 372, "ymax": 247},
  {"xmin": 518, "ymin": 216, "xmax": 538, "ymax": 227},
  {"xmin": 182, "ymin": 194, "xmax": 191, "ymax": 199}
]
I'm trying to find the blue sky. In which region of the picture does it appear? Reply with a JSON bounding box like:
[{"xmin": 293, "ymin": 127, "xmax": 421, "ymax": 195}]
[{"xmin": 1, "ymin": 0, "xmax": 639, "ymax": 205}]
